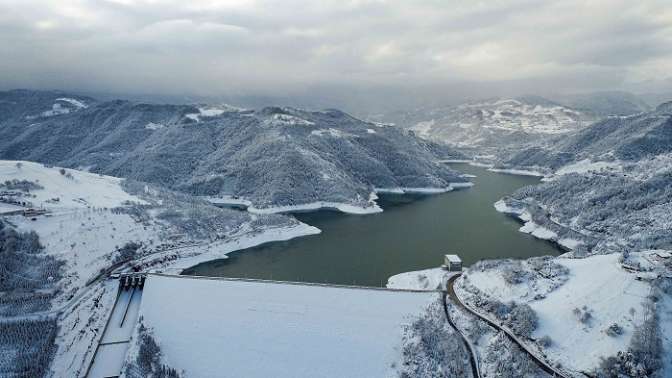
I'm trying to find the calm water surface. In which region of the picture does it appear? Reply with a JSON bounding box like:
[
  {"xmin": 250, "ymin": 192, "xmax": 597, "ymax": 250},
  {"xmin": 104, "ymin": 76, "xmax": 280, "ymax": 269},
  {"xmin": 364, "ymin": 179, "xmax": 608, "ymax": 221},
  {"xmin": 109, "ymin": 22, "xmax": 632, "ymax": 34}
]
[{"xmin": 183, "ymin": 164, "xmax": 562, "ymax": 286}]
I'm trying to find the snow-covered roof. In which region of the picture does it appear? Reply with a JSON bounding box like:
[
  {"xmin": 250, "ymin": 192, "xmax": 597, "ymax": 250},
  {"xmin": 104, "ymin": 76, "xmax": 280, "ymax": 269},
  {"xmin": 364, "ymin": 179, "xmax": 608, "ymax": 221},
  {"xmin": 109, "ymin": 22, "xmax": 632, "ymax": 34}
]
[
  {"xmin": 445, "ymin": 254, "xmax": 461, "ymax": 263},
  {"xmin": 655, "ymin": 251, "xmax": 671, "ymax": 258}
]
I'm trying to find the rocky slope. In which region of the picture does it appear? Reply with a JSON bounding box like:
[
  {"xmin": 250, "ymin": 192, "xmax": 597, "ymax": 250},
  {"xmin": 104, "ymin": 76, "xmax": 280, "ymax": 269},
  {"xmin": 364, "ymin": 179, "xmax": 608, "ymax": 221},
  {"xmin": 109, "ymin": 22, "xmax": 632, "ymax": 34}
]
[{"xmin": 0, "ymin": 90, "xmax": 467, "ymax": 212}]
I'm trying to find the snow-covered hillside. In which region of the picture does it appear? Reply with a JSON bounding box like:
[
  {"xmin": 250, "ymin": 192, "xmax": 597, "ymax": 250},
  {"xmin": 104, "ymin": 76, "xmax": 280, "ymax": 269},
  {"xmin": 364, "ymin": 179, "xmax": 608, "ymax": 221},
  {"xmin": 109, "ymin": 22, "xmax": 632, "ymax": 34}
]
[
  {"xmin": 0, "ymin": 161, "xmax": 318, "ymax": 377},
  {"xmin": 392, "ymin": 97, "xmax": 593, "ymax": 152},
  {"xmin": 0, "ymin": 160, "xmax": 143, "ymax": 210},
  {"xmin": 456, "ymin": 252, "xmax": 671, "ymax": 376},
  {"xmin": 0, "ymin": 90, "xmax": 468, "ymax": 214}
]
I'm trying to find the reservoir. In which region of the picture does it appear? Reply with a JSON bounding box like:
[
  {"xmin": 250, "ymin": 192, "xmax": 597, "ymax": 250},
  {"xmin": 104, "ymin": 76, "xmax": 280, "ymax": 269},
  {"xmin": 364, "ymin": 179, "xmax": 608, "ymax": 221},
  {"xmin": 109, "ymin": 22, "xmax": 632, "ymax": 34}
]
[{"xmin": 183, "ymin": 164, "xmax": 563, "ymax": 286}]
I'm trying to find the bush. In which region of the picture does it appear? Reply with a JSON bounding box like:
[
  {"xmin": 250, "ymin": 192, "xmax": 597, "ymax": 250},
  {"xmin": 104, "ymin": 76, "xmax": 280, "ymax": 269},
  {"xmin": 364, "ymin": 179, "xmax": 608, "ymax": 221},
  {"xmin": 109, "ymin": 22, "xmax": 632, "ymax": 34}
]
[
  {"xmin": 605, "ymin": 323, "xmax": 623, "ymax": 337},
  {"xmin": 573, "ymin": 306, "xmax": 593, "ymax": 325},
  {"xmin": 0, "ymin": 179, "xmax": 43, "ymax": 192},
  {"xmin": 508, "ymin": 303, "xmax": 538, "ymax": 338},
  {"xmin": 537, "ymin": 335, "xmax": 553, "ymax": 348},
  {"xmin": 113, "ymin": 241, "xmax": 142, "ymax": 265}
]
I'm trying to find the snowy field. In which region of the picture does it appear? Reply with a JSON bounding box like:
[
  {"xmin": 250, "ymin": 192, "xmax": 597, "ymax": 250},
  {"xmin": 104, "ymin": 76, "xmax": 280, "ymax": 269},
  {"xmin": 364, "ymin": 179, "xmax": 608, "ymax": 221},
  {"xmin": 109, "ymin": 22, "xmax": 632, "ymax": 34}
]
[
  {"xmin": 136, "ymin": 275, "xmax": 439, "ymax": 378},
  {"xmin": 0, "ymin": 160, "xmax": 145, "ymax": 210}
]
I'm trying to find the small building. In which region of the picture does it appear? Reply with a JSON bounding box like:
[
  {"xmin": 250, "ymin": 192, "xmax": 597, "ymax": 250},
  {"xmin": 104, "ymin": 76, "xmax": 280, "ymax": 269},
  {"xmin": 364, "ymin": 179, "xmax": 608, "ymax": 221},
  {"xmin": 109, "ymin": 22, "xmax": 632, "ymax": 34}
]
[
  {"xmin": 444, "ymin": 254, "xmax": 462, "ymax": 271},
  {"xmin": 654, "ymin": 251, "xmax": 671, "ymax": 259}
]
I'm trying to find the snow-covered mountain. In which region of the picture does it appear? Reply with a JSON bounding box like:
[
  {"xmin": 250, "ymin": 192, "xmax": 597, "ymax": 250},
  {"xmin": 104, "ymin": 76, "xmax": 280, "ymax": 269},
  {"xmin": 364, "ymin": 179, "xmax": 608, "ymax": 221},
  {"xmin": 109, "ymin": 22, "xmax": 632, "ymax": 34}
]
[
  {"xmin": 505, "ymin": 101, "xmax": 672, "ymax": 171},
  {"xmin": 495, "ymin": 102, "xmax": 672, "ymax": 256},
  {"xmin": 0, "ymin": 90, "xmax": 467, "ymax": 213},
  {"xmin": 390, "ymin": 96, "xmax": 593, "ymax": 152}
]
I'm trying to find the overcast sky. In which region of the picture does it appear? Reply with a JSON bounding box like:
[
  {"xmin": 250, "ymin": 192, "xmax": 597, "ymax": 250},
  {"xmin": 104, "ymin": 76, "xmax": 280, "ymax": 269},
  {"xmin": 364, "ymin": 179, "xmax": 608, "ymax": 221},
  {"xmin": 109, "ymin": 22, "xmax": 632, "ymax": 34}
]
[{"xmin": 1, "ymin": 0, "xmax": 671, "ymax": 102}]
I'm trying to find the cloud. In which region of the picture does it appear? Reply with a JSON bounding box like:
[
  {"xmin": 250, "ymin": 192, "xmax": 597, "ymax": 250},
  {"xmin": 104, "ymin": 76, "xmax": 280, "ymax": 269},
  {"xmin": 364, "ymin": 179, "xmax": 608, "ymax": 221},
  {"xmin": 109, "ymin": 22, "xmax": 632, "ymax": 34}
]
[{"xmin": 0, "ymin": 0, "xmax": 670, "ymax": 98}]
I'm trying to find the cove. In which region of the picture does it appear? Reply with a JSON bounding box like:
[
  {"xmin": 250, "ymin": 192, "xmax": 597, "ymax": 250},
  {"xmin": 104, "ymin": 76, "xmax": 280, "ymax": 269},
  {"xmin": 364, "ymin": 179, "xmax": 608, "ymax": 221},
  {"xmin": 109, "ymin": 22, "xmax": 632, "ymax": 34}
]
[{"xmin": 183, "ymin": 164, "xmax": 563, "ymax": 287}]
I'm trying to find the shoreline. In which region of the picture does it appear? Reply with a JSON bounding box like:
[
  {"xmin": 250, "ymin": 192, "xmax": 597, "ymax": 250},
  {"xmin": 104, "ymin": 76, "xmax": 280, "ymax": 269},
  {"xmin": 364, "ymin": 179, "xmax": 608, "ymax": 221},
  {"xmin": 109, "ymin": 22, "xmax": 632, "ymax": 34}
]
[
  {"xmin": 203, "ymin": 181, "xmax": 474, "ymax": 216},
  {"xmin": 494, "ymin": 199, "xmax": 575, "ymax": 253}
]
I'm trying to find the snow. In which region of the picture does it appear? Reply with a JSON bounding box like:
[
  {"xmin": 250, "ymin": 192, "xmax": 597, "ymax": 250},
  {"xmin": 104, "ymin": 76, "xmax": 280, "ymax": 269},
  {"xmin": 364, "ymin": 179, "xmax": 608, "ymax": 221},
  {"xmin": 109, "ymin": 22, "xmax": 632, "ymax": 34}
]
[
  {"xmin": 244, "ymin": 192, "xmax": 383, "ymax": 215},
  {"xmin": 266, "ymin": 113, "xmax": 315, "ymax": 126},
  {"xmin": 202, "ymin": 194, "xmax": 252, "ymax": 208},
  {"xmin": 409, "ymin": 119, "xmax": 435, "ymax": 138},
  {"xmin": 144, "ymin": 122, "xmax": 165, "ymax": 130},
  {"xmin": 41, "ymin": 103, "xmax": 71, "ymax": 117},
  {"xmin": 374, "ymin": 182, "xmax": 473, "ymax": 195},
  {"xmin": 488, "ymin": 168, "xmax": 545, "ymax": 177},
  {"xmin": 494, "ymin": 200, "xmax": 563, "ymax": 246},
  {"xmin": 557, "ymin": 238, "xmax": 582, "ymax": 250},
  {"xmin": 519, "ymin": 220, "xmax": 557, "ymax": 240},
  {"xmin": 51, "ymin": 281, "xmax": 119, "ymax": 378},
  {"xmin": 0, "ymin": 202, "xmax": 23, "ymax": 213},
  {"xmin": 1, "ymin": 160, "xmax": 159, "ymax": 294},
  {"xmin": 101, "ymin": 289, "xmax": 142, "ymax": 344},
  {"xmin": 530, "ymin": 254, "xmax": 650, "ymax": 372},
  {"xmin": 461, "ymin": 253, "xmax": 652, "ymax": 373},
  {"xmin": 56, "ymin": 98, "xmax": 88, "ymax": 109},
  {"xmin": 185, "ymin": 113, "xmax": 200, "ymax": 122},
  {"xmin": 206, "ymin": 184, "xmax": 473, "ymax": 216},
  {"xmin": 437, "ymin": 159, "xmax": 471, "ymax": 163},
  {"xmin": 0, "ymin": 160, "xmax": 146, "ymax": 210},
  {"xmin": 0, "ymin": 160, "xmax": 348, "ymax": 377},
  {"xmin": 387, "ymin": 267, "xmax": 454, "ymax": 290},
  {"xmin": 554, "ymin": 159, "xmax": 623, "ymax": 177},
  {"xmin": 87, "ymin": 288, "xmax": 143, "ymax": 378},
  {"xmin": 153, "ymin": 222, "xmax": 322, "ymax": 273},
  {"xmin": 11, "ymin": 208, "xmax": 160, "ymax": 299},
  {"xmin": 184, "ymin": 106, "xmax": 241, "ymax": 122},
  {"xmin": 138, "ymin": 275, "xmax": 438, "ymax": 378},
  {"xmin": 88, "ymin": 343, "xmax": 128, "ymax": 378},
  {"xmin": 310, "ymin": 128, "xmax": 348, "ymax": 137}
]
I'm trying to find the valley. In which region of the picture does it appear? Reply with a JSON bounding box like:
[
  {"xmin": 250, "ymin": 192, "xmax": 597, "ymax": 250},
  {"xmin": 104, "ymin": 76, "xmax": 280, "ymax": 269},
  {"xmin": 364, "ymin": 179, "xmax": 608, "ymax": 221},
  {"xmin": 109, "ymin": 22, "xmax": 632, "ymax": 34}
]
[{"xmin": 0, "ymin": 90, "xmax": 670, "ymax": 378}]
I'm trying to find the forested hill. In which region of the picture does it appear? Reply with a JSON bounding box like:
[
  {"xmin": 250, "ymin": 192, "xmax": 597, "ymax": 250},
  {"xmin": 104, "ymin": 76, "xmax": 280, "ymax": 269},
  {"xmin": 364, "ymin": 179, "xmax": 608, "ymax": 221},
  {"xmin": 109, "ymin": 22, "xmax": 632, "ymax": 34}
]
[
  {"xmin": 505, "ymin": 101, "xmax": 672, "ymax": 171},
  {"xmin": 0, "ymin": 90, "xmax": 467, "ymax": 211},
  {"xmin": 500, "ymin": 101, "xmax": 672, "ymax": 256}
]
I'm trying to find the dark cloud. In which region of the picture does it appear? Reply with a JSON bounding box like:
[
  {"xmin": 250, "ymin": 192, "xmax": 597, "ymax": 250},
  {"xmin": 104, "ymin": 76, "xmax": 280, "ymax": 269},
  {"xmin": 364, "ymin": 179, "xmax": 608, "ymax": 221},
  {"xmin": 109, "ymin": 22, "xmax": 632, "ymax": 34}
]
[{"xmin": 0, "ymin": 0, "xmax": 670, "ymax": 101}]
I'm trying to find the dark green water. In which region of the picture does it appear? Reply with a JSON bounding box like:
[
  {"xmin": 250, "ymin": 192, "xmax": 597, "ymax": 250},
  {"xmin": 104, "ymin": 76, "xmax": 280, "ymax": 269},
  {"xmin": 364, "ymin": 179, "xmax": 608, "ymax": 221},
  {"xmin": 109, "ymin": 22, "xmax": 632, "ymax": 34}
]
[{"xmin": 183, "ymin": 164, "xmax": 562, "ymax": 286}]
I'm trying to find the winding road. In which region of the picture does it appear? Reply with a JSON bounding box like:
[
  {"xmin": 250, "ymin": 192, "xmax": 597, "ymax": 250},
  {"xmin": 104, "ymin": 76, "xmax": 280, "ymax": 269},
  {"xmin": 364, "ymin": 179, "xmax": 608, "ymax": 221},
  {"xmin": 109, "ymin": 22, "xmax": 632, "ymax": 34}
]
[
  {"xmin": 445, "ymin": 273, "xmax": 571, "ymax": 378},
  {"xmin": 441, "ymin": 280, "xmax": 481, "ymax": 378}
]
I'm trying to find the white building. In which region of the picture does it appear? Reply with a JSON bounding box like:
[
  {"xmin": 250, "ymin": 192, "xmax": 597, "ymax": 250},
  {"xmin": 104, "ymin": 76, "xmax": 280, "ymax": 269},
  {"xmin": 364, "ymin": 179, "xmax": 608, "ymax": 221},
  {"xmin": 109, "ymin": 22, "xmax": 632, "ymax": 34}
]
[{"xmin": 444, "ymin": 254, "xmax": 462, "ymax": 271}]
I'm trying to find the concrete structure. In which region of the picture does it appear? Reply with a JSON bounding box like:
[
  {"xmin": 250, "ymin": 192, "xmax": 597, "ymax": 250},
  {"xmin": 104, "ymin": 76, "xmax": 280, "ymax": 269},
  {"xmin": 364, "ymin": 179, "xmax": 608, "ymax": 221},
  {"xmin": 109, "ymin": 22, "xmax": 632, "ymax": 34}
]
[{"xmin": 444, "ymin": 254, "xmax": 462, "ymax": 271}]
